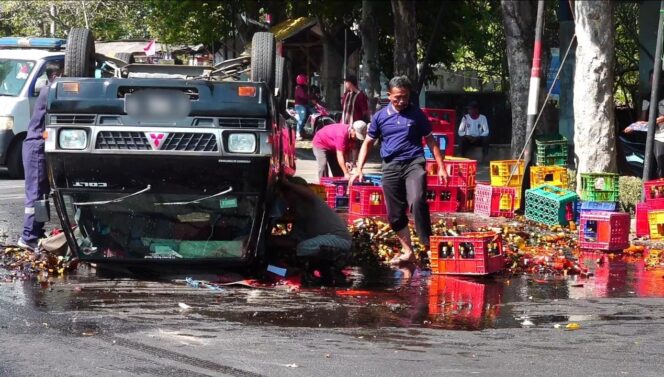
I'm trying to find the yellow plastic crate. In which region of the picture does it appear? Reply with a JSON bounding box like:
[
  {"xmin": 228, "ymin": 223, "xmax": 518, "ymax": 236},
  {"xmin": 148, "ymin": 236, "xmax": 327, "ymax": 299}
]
[
  {"xmin": 530, "ymin": 166, "xmax": 569, "ymax": 189},
  {"xmin": 308, "ymin": 184, "xmax": 328, "ymax": 202},
  {"xmin": 490, "ymin": 160, "xmax": 524, "ymax": 187},
  {"xmin": 649, "ymin": 210, "xmax": 664, "ymax": 240}
]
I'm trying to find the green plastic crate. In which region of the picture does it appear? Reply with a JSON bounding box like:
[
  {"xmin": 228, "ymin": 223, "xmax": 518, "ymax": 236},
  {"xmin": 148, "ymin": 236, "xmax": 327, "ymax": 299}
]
[
  {"xmin": 580, "ymin": 173, "xmax": 619, "ymax": 202},
  {"xmin": 535, "ymin": 135, "xmax": 568, "ymax": 166},
  {"xmin": 525, "ymin": 184, "xmax": 578, "ymax": 226}
]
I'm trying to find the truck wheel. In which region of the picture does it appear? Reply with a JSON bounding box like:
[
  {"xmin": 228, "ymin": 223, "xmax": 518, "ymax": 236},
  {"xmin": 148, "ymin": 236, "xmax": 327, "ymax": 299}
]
[
  {"xmin": 250, "ymin": 32, "xmax": 275, "ymax": 90},
  {"xmin": 65, "ymin": 28, "xmax": 96, "ymax": 77},
  {"xmin": 6, "ymin": 136, "xmax": 24, "ymax": 179},
  {"xmin": 114, "ymin": 52, "xmax": 135, "ymax": 64}
]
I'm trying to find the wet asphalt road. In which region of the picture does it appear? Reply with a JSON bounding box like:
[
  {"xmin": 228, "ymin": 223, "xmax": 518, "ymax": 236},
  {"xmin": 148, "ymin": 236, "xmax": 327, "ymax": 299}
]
[{"xmin": 2, "ymin": 168, "xmax": 664, "ymax": 376}]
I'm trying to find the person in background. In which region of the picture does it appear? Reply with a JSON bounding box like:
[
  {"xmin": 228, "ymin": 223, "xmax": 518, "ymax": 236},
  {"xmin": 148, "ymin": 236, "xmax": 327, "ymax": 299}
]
[
  {"xmin": 18, "ymin": 62, "xmax": 63, "ymax": 251},
  {"xmin": 294, "ymin": 74, "xmax": 309, "ymax": 141},
  {"xmin": 312, "ymin": 121, "xmax": 368, "ymax": 180},
  {"xmin": 349, "ymin": 76, "xmax": 448, "ymax": 266},
  {"xmin": 458, "ymin": 100, "xmax": 490, "ymax": 162},
  {"xmin": 341, "ymin": 74, "xmax": 370, "ymax": 125},
  {"xmin": 624, "ymin": 69, "xmax": 664, "ymax": 178}
]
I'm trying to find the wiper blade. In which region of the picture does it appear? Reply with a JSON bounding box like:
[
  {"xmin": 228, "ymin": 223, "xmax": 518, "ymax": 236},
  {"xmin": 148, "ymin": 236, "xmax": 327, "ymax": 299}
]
[
  {"xmin": 73, "ymin": 185, "xmax": 152, "ymax": 206},
  {"xmin": 154, "ymin": 186, "xmax": 233, "ymax": 206}
]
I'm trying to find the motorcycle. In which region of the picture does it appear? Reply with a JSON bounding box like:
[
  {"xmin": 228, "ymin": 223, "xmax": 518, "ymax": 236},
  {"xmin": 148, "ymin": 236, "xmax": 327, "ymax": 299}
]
[{"xmin": 285, "ymin": 99, "xmax": 335, "ymax": 138}]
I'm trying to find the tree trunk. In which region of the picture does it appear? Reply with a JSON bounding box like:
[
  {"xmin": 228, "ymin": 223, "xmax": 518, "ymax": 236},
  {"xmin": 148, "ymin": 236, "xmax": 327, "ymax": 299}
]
[
  {"xmin": 391, "ymin": 0, "xmax": 418, "ymax": 85},
  {"xmin": 322, "ymin": 35, "xmax": 344, "ymax": 111},
  {"xmin": 501, "ymin": 0, "xmax": 536, "ymax": 158},
  {"xmin": 573, "ymin": 1, "xmax": 616, "ymax": 180},
  {"xmin": 361, "ymin": 0, "xmax": 381, "ymax": 112}
]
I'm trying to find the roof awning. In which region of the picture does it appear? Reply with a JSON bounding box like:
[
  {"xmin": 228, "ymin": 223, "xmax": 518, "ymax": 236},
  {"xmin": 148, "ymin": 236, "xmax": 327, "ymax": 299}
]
[{"xmin": 270, "ymin": 17, "xmax": 320, "ymax": 42}]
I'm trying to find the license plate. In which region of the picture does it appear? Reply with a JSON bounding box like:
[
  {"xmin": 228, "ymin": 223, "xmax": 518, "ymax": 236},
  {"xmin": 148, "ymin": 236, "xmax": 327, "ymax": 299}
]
[{"xmin": 125, "ymin": 90, "xmax": 191, "ymax": 119}]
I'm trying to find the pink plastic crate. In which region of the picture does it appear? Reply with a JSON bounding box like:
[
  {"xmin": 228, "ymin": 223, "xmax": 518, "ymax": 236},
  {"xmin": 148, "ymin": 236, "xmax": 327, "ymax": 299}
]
[
  {"xmin": 636, "ymin": 202, "xmax": 650, "ymax": 237},
  {"xmin": 578, "ymin": 211, "xmax": 630, "ymax": 251},
  {"xmin": 473, "ymin": 183, "xmax": 515, "ymax": 218},
  {"xmin": 426, "ymin": 159, "xmax": 477, "ymax": 187}
]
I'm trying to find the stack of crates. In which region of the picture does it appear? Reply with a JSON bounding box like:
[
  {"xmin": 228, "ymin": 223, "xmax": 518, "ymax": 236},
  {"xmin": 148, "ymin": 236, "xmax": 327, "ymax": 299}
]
[
  {"xmin": 578, "ymin": 212, "xmax": 630, "ymax": 251},
  {"xmin": 474, "ymin": 183, "xmax": 516, "ymax": 218},
  {"xmin": 525, "ymin": 184, "xmax": 578, "ymax": 226},
  {"xmin": 535, "ymin": 135, "xmax": 568, "ymax": 166},
  {"xmin": 489, "ymin": 160, "xmax": 524, "ymax": 208},
  {"xmin": 421, "ymin": 108, "xmax": 456, "ymax": 133},
  {"xmin": 320, "ymin": 177, "xmax": 352, "ymax": 210},
  {"xmin": 425, "ymin": 158, "xmax": 477, "ymax": 212},
  {"xmin": 429, "ymin": 232, "xmax": 505, "ymax": 275},
  {"xmin": 638, "ymin": 178, "xmax": 664, "ymax": 238},
  {"xmin": 530, "ymin": 165, "xmax": 569, "ymax": 189}
]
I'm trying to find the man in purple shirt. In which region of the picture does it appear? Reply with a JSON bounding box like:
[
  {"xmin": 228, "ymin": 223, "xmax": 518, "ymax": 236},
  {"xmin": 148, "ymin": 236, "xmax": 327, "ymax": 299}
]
[
  {"xmin": 350, "ymin": 76, "xmax": 448, "ymax": 265},
  {"xmin": 18, "ymin": 62, "xmax": 62, "ymax": 251}
]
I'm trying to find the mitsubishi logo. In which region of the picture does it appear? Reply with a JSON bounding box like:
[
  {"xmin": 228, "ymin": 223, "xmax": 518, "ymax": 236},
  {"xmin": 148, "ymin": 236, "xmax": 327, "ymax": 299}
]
[{"xmin": 146, "ymin": 132, "xmax": 168, "ymax": 150}]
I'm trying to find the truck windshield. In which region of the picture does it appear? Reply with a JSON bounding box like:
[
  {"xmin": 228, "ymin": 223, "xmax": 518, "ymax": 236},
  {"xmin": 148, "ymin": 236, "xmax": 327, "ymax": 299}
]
[
  {"xmin": 0, "ymin": 59, "xmax": 35, "ymax": 96},
  {"xmin": 61, "ymin": 193, "xmax": 258, "ymax": 260}
]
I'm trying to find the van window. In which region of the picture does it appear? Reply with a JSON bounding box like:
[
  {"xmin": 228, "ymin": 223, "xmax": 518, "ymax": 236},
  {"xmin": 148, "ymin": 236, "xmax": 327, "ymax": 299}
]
[{"xmin": 0, "ymin": 59, "xmax": 35, "ymax": 96}]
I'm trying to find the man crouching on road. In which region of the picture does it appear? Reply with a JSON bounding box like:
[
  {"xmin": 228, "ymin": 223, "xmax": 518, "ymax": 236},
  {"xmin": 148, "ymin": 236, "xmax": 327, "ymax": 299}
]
[
  {"xmin": 275, "ymin": 176, "xmax": 352, "ymax": 285},
  {"xmin": 349, "ymin": 76, "xmax": 448, "ymax": 266}
]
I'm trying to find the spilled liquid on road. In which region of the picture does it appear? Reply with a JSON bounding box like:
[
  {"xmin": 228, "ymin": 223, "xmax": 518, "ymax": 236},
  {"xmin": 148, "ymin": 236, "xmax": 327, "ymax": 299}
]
[{"xmin": 5, "ymin": 251, "xmax": 664, "ymax": 333}]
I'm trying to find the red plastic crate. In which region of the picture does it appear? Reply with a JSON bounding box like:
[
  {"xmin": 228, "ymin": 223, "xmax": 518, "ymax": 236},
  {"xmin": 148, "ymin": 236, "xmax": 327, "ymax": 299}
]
[
  {"xmin": 427, "ymin": 275, "xmax": 502, "ymax": 328},
  {"xmin": 426, "ymin": 184, "xmax": 460, "ymax": 213},
  {"xmin": 458, "ymin": 186, "xmax": 475, "ymax": 212},
  {"xmin": 421, "ymin": 108, "xmax": 456, "ymax": 133},
  {"xmin": 473, "ymin": 183, "xmax": 515, "ymax": 218},
  {"xmin": 636, "ymin": 202, "xmax": 650, "ymax": 237},
  {"xmin": 349, "ymin": 185, "xmax": 387, "ymax": 216},
  {"xmin": 430, "ymin": 232, "xmax": 505, "ymax": 275},
  {"xmin": 644, "ymin": 178, "xmax": 664, "ymax": 207},
  {"xmin": 578, "ymin": 212, "xmax": 630, "ymax": 251},
  {"xmin": 426, "ymin": 159, "xmax": 477, "ymax": 187}
]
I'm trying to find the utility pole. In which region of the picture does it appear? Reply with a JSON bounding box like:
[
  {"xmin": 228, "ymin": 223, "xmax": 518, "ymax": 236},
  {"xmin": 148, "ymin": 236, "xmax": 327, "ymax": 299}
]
[
  {"xmin": 524, "ymin": 0, "xmax": 545, "ymax": 168},
  {"xmin": 644, "ymin": 0, "xmax": 664, "ymax": 189}
]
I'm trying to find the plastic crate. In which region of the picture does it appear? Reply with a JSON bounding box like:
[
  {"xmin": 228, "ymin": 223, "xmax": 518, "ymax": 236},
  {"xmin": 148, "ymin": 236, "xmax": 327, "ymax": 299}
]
[
  {"xmin": 308, "ymin": 184, "xmax": 327, "ymax": 201},
  {"xmin": 636, "ymin": 201, "xmax": 650, "ymax": 238},
  {"xmin": 474, "ymin": 183, "xmax": 515, "ymax": 218},
  {"xmin": 644, "ymin": 178, "xmax": 664, "ymax": 206},
  {"xmin": 458, "ymin": 186, "xmax": 475, "ymax": 212},
  {"xmin": 429, "ymin": 232, "xmax": 505, "ymax": 275},
  {"xmin": 580, "ymin": 173, "xmax": 619, "ymax": 202},
  {"xmin": 578, "ymin": 212, "xmax": 630, "ymax": 251},
  {"xmin": 530, "ymin": 165, "xmax": 569, "ymax": 189},
  {"xmin": 490, "ymin": 160, "xmax": 524, "ymax": 187},
  {"xmin": 421, "ymin": 108, "xmax": 456, "ymax": 133},
  {"xmin": 426, "ymin": 184, "xmax": 460, "ymax": 213},
  {"xmin": 525, "ymin": 185, "xmax": 578, "ymax": 226},
  {"xmin": 649, "ymin": 210, "xmax": 664, "ymax": 240},
  {"xmin": 535, "ymin": 135, "xmax": 568, "ymax": 166},
  {"xmin": 423, "ymin": 132, "xmax": 455, "ymax": 157},
  {"xmin": 349, "ymin": 185, "xmax": 387, "ymax": 216},
  {"xmin": 426, "ymin": 158, "xmax": 477, "ymax": 187}
]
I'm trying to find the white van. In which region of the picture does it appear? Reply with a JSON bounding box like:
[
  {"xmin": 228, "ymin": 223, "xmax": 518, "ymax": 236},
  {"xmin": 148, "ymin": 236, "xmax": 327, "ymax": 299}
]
[{"xmin": 0, "ymin": 38, "xmax": 65, "ymax": 178}]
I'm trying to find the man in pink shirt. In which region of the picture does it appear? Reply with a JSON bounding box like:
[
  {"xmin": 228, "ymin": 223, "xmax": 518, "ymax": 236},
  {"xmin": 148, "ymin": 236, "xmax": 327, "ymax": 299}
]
[{"xmin": 313, "ymin": 121, "xmax": 368, "ymax": 179}]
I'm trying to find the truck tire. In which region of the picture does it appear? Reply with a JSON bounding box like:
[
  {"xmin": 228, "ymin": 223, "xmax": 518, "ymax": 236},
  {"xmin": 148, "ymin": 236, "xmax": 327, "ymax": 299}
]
[
  {"xmin": 65, "ymin": 28, "xmax": 96, "ymax": 77},
  {"xmin": 275, "ymin": 55, "xmax": 285, "ymax": 97},
  {"xmin": 250, "ymin": 32, "xmax": 275, "ymax": 90},
  {"xmin": 6, "ymin": 136, "xmax": 24, "ymax": 179},
  {"xmin": 114, "ymin": 52, "xmax": 135, "ymax": 64}
]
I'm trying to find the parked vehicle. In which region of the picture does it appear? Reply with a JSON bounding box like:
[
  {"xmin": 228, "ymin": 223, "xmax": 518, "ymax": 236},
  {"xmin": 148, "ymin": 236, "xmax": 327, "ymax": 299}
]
[
  {"xmin": 45, "ymin": 29, "xmax": 295, "ymax": 272},
  {"xmin": 285, "ymin": 99, "xmax": 335, "ymax": 138}
]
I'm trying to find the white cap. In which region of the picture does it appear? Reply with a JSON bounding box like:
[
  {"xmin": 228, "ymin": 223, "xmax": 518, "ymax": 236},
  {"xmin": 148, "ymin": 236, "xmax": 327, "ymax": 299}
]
[{"xmin": 352, "ymin": 120, "xmax": 368, "ymax": 140}]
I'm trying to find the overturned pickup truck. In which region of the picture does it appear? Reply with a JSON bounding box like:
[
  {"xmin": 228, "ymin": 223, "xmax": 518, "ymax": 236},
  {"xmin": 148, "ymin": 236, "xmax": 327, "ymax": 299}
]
[{"xmin": 44, "ymin": 30, "xmax": 295, "ymax": 271}]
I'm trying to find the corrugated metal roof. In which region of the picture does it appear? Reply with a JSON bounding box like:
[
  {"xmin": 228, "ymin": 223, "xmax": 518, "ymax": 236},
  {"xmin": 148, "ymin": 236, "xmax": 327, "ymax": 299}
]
[{"xmin": 270, "ymin": 17, "xmax": 317, "ymax": 41}]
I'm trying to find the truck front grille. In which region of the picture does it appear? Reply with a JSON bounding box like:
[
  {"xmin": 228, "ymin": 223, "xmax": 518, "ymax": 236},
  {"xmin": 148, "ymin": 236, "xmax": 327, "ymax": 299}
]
[{"xmin": 95, "ymin": 131, "xmax": 218, "ymax": 151}]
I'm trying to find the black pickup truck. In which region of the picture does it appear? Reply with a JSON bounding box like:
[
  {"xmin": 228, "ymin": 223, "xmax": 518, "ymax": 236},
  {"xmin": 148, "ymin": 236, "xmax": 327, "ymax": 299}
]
[{"xmin": 44, "ymin": 30, "xmax": 295, "ymax": 272}]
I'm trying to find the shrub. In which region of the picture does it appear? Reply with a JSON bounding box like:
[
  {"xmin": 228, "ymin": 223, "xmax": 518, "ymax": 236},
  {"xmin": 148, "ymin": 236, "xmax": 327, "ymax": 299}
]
[{"xmin": 619, "ymin": 175, "xmax": 642, "ymax": 215}]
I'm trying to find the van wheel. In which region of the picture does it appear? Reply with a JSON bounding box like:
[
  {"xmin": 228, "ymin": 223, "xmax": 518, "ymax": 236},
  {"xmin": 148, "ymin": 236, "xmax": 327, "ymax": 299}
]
[
  {"xmin": 6, "ymin": 136, "xmax": 24, "ymax": 179},
  {"xmin": 250, "ymin": 32, "xmax": 275, "ymax": 90},
  {"xmin": 65, "ymin": 28, "xmax": 96, "ymax": 77},
  {"xmin": 114, "ymin": 52, "xmax": 135, "ymax": 64}
]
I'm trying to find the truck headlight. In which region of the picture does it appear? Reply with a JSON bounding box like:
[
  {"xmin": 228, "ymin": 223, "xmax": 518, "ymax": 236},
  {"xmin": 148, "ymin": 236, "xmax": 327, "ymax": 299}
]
[
  {"xmin": 228, "ymin": 133, "xmax": 256, "ymax": 153},
  {"xmin": 59, "ymin": 129, "xmax": 88, "ymax": 150},
  {"xmin": 0, "ymin": 116, "xmax": 14, "ymax": 130}
]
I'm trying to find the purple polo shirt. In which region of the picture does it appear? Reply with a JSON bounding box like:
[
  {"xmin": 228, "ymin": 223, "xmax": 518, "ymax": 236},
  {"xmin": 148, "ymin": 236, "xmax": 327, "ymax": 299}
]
[{"xmin": 367, "ymin": 103, "xmax": 432, "ymax": 162}]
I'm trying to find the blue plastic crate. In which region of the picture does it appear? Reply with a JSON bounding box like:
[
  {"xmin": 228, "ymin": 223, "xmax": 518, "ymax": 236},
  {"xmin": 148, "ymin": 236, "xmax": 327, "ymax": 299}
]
[
  {"xmin": 363, "ymin": 174, "xmax": 383, "ymax": 186},
  {"xmin": 423, "ymin": 136, "xmax": 449, "ymax": 159},
  {"xmin": 579, "ymin": 201, "xmax": 618, "ymax": 212}
]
